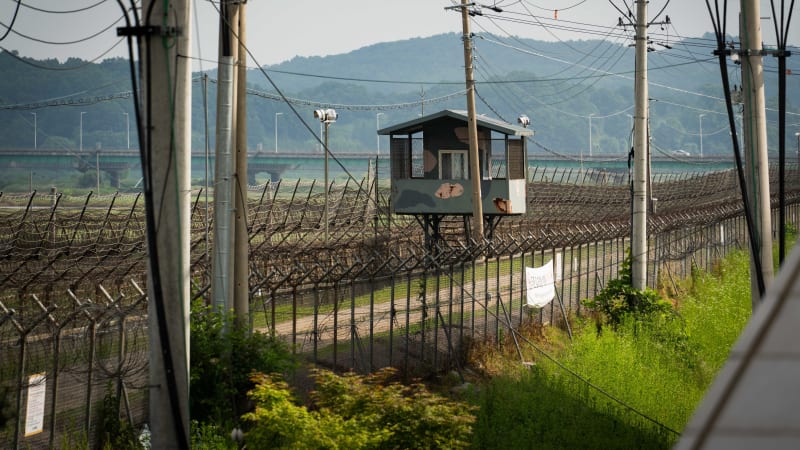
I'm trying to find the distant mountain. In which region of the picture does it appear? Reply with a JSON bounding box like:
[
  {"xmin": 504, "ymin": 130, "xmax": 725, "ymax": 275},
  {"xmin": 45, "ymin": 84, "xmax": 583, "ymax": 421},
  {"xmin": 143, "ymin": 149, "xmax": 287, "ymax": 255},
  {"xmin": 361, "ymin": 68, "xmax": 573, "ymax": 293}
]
[{"xmin": 1, "ymin": 32, "xmax": 798, "ymax": 157}]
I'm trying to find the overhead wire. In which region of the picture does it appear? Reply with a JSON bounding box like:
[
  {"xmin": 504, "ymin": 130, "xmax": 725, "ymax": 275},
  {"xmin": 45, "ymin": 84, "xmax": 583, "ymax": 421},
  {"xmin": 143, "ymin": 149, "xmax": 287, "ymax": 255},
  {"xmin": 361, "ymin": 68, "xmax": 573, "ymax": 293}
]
[
  {"xmin": 0, "ymin": 0, "xmax": 21, "ymax": 41},
  {"xmin": 472, "ymin": 44, "xmax": 634, "ymax": 121},
  {"xmin": 522, "ymin": 0, "xmax": 588, "ymax": 12},
  {"xmin": 475, "ymin": 32, "xmax": 723, "ymax": 106},
  {"xmin": 473, "ymin": 12, "xmax": 632, "ymax": 93},
  {"xmin": 1, "ymin": 12, "xmax": 126, "ymax": 46},
  {"xmin": 15, "ymin": 0, "xmax": 110, "ymax": 14},
  {"xmin": 203, "ymin": 0, "xmax": 384, "ymax": 234}
]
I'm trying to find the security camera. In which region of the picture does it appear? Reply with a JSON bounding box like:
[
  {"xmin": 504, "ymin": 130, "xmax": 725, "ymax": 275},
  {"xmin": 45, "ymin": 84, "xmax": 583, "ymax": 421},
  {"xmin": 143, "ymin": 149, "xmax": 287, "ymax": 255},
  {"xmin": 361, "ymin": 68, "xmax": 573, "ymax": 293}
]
[{"xmin": 517, "ymin": 114, "xmax": 530, "ymax": 128}]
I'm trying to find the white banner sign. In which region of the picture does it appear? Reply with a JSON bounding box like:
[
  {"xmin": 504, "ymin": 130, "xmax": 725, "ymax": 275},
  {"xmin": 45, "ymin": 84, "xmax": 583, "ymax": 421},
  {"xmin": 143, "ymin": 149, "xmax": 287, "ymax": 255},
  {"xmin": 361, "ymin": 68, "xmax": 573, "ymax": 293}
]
[
  {"xmin": 24, "ymin": 373, "xmax": 46, "ymax": 437},
  {"xmin": 525, "ymin": 260, "xmax": 555, "ymax": 308}
]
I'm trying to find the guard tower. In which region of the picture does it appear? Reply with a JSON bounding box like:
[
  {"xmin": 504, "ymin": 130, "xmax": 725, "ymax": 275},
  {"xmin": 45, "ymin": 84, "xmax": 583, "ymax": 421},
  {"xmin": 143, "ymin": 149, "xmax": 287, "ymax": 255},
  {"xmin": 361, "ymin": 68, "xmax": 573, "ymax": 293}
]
[{"xmin": 378, "ymin": 109, "xmax": 533, "ymax": 245}]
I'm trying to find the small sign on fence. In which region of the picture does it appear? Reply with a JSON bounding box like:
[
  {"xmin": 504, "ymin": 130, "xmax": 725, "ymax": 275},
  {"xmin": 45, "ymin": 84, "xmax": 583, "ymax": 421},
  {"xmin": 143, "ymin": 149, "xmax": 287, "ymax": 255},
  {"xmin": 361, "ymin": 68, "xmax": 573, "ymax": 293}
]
[
  {"xmin": 24, "ymin": 373, "xmax": 46, "ymax": 437},
  {"xmin": 525, "ymin": 260, "xmax": 556, "ymax": 308}
]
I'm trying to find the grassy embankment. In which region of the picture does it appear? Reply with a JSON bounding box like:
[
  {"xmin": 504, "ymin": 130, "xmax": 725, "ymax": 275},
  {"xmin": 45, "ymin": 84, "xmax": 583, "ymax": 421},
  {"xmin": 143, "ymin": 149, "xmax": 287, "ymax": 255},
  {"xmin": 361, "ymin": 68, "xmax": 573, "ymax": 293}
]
[{"xmin": 466, "ymin": 249, "xmax": 753, "ymax": 449}]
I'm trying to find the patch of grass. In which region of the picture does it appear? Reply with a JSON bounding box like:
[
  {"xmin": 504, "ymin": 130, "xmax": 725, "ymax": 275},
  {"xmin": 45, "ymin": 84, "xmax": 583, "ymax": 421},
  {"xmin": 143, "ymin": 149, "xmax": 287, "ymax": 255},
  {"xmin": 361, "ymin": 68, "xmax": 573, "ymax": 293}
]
[{"xmin": 467, "ymin": 249, "xmax": 753, "ymax": 449}]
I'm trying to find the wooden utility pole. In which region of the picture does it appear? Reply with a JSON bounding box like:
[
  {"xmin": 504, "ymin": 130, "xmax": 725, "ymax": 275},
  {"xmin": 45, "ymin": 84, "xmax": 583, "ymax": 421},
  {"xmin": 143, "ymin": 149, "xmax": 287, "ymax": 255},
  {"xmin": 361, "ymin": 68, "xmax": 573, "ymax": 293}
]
[
  {"xmin": 631, "ymin": 0, "xmax": 649, "ymax": 290},
  {"xmin": 233, "ymin": 1, "xmax": 250, "ymax": 326},
  {"xmin": 740, "ymin": 0, "xmax": 774, "ymax": 305},
  {"xmin": 141, "ymin": 0, "xmax": 191, "ymax": 447},
  {"xmin": 460, "ymin": 0, "xmax": 484, "ymax": 241}
]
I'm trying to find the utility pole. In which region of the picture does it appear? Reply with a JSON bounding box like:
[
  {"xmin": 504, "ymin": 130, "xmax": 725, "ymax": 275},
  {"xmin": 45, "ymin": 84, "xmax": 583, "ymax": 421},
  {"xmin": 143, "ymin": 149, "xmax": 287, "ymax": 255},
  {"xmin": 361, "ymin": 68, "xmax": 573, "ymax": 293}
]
[
  {"xmin": 212, "ymin": 1, "xmax": 236, "ymax": 312},
  {"xmin": 616, "ymin": 2, "xmax": 670, "ymax": 290},
  {"xmin": 740, "ymin": 0, "xmax": 773, "ymax": 304},
  {"xmin": 138, "ymin": 0, "xmax": 191, "ymax": 447},
  {"xmin": 458, "ymin": 0, "xmax": 484, "ymax": 241},
  {"xmin": 233, "ymin": 0, "xmax": 250, "ymax": 327},
  {"xmin": 631, "ymin": 0, "xmax": 649, "ymax": 290}
]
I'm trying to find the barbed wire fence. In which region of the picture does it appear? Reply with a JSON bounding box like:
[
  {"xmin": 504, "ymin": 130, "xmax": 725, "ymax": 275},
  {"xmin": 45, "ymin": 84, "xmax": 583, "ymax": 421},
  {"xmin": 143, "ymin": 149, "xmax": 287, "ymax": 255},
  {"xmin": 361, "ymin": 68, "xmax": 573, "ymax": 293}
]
[{"xmin": 1, "ymin": 164, "xmax": 799, "ymax": 448}]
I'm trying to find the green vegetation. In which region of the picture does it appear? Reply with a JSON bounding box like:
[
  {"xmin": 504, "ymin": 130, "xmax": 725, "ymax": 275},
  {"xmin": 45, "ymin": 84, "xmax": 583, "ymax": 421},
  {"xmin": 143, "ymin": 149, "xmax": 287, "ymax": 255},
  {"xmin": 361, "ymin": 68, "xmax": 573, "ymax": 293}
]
[
  {"xmin": 5, "ymin": 37, "xmax": 789, "ymax": 159},
  {"xmin": 190, "ymin": 300, "xmax": 296, "ymax": 428},
  {"xmin": 95, "ymin": 384, "xmax": 139, "ymax": 450},
  {"xmin": 467, "ymin": 250, "xmax": 752, "ymax": 449},
  {"xmin": 582, "ymin": 251, "xmax": 675, "ymax": 330},
  {"xmin": 186, "ymin": 249, "xmax": 753, "ymax": 449},
  {"xmin": 243, "ymin": 368, "xmax": 476, "ymax": 450}
]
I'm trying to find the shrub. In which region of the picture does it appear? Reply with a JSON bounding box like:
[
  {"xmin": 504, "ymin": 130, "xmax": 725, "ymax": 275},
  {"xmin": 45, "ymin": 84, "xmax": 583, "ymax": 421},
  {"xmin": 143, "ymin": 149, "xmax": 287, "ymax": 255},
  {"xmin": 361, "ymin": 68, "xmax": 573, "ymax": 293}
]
[
  {"xmin": 582, "ymin": 252, "xmax": 675, "ymax": 331},
  {"xmin": 190, "ymin": 300, "xmax": 295, "ymax": 427},
  {"xmin": 243, "ymin": 368, "xmax": 476, "ymax": 449},
  {"xmin": 243, "ymin": 373, "xmax": 388, "ymax": 449}
]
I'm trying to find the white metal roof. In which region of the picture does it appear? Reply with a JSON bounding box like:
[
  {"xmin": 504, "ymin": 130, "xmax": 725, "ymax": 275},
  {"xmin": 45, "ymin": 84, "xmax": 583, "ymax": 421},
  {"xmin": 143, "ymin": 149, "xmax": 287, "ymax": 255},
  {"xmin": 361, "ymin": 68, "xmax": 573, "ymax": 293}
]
[{"xmin": 377, "ymin": 109, "xmax": 534, "ymax": 137}]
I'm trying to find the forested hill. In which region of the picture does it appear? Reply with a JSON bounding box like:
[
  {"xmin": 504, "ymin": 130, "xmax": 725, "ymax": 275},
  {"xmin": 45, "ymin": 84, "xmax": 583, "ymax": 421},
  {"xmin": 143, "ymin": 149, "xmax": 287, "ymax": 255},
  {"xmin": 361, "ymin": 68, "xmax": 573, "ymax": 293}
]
[{"xmin": 1, "ymin": 32, "xmax": 798, "ymax": 156}]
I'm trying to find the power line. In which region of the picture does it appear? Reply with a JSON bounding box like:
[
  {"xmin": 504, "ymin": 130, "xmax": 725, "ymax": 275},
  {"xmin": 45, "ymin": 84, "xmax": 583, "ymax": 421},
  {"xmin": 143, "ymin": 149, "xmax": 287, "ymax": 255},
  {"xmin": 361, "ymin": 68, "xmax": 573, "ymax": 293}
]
[
  {"xmin": 0, "ymin": 13, "xmax": 126, "ymax": 45},
  {"xmin": 15, "ymin": 0, "xmax": 112, "ymax": 14},
  {"xmin": 0, "ymin": 0, "xmax": 21, "ymax": 41}
]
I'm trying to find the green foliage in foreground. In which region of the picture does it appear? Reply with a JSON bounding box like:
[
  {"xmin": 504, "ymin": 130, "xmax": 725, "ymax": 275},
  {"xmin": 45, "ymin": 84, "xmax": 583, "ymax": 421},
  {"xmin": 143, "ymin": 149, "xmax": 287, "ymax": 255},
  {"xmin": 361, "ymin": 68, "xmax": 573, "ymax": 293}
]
[
  {"xmin": 242, "ymin": 368, "xmax": 476, "ymax": 449},
  {"xmin": 469, "ymin": 250, "xmax": 752, "ymax": 449},
  {"xmin": 582, "ymin": 251, "xmax": 675, "ymax": 330},
  {"xmin": 190, "ymin": 300, "xmax": 296, "ymax": 428}
]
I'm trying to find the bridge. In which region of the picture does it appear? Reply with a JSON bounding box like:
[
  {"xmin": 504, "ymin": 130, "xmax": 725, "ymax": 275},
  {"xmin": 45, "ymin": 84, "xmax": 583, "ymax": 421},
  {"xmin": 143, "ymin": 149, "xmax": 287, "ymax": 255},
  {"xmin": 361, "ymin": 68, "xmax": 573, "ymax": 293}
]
[
  {"xmin": 0, "ymin": 148, "xmax": 740, "ymax": 188},
  {"xmin": 0, "ymin": 148, "xmax": 368, "ymax": 186}
]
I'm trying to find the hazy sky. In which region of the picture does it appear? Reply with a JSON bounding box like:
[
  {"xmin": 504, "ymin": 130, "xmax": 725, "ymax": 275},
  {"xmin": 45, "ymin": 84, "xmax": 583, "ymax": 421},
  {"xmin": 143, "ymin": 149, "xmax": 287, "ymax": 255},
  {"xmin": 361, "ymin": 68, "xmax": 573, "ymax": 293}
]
[{"xmin": 1, "ymin": 0, "xmax": 798, "ymax": 70}]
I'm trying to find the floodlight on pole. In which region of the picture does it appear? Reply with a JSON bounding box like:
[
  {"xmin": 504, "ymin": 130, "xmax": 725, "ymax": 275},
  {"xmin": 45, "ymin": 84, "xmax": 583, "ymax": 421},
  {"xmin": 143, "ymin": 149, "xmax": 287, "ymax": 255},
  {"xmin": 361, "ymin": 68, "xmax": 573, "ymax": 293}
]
[
  {"xmin": 274, "ymin": 112, "xmax": 283, "ymax": 153},
  {"xmin": 314, "ymin": 108, "xmax": 338, "ymax": 242},
  {"xmin": 314, "ymin": 108, "xmax": 338, "ymax": 123}
]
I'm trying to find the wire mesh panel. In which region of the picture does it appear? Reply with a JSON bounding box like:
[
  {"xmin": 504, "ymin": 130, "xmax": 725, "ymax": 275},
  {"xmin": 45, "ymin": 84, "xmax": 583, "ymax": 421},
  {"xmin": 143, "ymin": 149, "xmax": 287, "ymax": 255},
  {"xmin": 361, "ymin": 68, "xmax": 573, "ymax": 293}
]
[{"xmin": 0, "ymin": 283, "xmax": 149, "ymax": 449}]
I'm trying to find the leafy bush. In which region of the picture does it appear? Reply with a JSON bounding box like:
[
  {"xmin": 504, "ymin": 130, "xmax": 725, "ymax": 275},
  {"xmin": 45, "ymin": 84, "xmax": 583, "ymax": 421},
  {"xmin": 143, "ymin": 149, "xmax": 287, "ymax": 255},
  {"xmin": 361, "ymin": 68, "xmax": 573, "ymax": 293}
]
[
  {"xmin": 582, "ymin": 252, "xmax": 675, "ymax": 330},
  {"xmin": 243, "ymin": 368, "xmax": 476, "ymax": 449},
  {"xmin": 190, "ymin": 300, "xmax": 295, "ymax": 427},
  {"xmin": 243, "ymin": 373, "xmax": 386, "ymax": 449}
]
